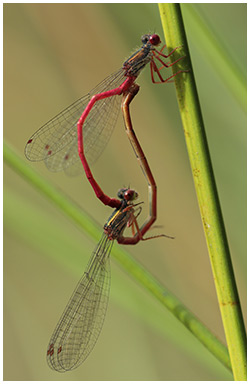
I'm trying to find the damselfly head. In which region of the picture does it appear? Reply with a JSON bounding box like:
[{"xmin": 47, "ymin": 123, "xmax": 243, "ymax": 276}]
[
  {"xmin": 117, "ymin": 188, "xmax": 138, "ymax": 202},
  {"xmin": 141, "ymin": 34, "xmax": 161, "ymax": 47}
]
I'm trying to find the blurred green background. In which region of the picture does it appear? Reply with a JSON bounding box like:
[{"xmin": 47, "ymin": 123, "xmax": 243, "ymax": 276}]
[{"xmin": 3, "ymin": 3, "xmax": 246, "ymax": 381}]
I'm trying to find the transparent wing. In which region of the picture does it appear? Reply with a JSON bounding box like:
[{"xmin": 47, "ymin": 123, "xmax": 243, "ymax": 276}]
[
  {"xmin": 25, "ymin": 69, "xmax": 126, "ymax": 173},
  {"xmin": 47, "ymin": 234, "xmax": 113, "ymax": 372}
]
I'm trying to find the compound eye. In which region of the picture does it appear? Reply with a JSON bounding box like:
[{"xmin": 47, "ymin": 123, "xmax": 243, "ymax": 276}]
[
  {"xmin": 117, "ymin": 188, "xmax": 126, "ymax": 199},
  {"xmin": 149, "ymin": 34, "xmax": 161, "ymax": 46},
  {"xmin": 124, "ymin": 189, "xmax": 138, "ymax": 201},
  {"xmin": 141, "ymin": 34, "xmax": 149, "ymax": 44}
]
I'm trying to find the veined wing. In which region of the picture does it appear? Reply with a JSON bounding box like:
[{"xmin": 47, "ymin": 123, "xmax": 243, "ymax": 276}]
[
  {"xmin": 47, "ymin": 234, "xmax": 113, "ymax": 372},
  {"xmin": 25, "ymin": 68, "xmax": 126, "ymax": 174}
]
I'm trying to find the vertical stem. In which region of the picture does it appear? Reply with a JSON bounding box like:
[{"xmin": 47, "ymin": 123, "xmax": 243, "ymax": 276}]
[{"xmin": 158, "ymin": 4, "xmax": 246, "ymax": 380}]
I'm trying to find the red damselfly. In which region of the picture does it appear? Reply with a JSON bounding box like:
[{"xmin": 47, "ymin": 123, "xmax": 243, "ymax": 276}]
[
  {"xmin": 46, "ymin": 85, "xmax": 173, "ymax": 372},
  {"xmin": 25, "ymin": 34, "xmax": 186, "ymax": 176},
  {"xmin": 47, "ymin": 187, "xmax": 142, "ymax": 372}
]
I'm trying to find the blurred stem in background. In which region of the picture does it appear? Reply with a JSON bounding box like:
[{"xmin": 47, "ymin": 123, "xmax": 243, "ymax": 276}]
[
  {"xmin": 4, "ymin": 140, "xmax": 231, "ymax": 373},
  {"xmin": 182, "ymin": 4, "xmax": 246, "ymax": 113},
  {"xmin": 158, "ymin": 4, "xmax": 246, "ymax": 381}
]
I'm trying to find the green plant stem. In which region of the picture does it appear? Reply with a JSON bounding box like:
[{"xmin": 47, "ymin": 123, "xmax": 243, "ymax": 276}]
[
  {"xmin": 158, "ymin": 4, "xmax": 246, "ymax": 380},
  {"xmin": 4, "ymin": 140, "xmax": 231, "ymax": 372}
]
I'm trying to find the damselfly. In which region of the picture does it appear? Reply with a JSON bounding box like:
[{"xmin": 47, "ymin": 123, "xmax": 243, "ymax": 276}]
[
  {"xmin": 47, "ymin": 187, "xmax": 142, "ymax": 372},
  {"xmin": 46, "ymin": 84, "xmax": 174, "ymax": 372},
  {"xmin": 25, "ymin": 34, "xmax": 186, "ymax": 176}
]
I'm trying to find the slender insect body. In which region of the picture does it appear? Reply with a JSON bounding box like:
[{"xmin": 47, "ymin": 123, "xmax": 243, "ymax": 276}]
[
  {"xmin": 122, "ymin": 34, "xmax": 160, "ymax": 77},
  {"xmin": 25, "ymin": 33, "xmax": 186, "ymax": 175},
  {"xmin": 123, "ymin": 46, "xmax": 153, "ymax": 77},
  {"xmin": 25, "ymin": 33, "xmax": 183, "ymax": 371},
  {"xmin": 104, "ymin": 202, "xmax": 135, "ymax": 240},
  {"xmin": 46, "ymin": 189, "xmax": 140, "ymax": 372}
]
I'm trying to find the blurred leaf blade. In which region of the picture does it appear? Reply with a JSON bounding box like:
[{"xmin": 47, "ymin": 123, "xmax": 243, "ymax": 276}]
[
  {"xmin": 4, "ymin": 186, "xmax": 231, "ymax": 378},
  {"xmin": 4, "ymin": 140, "xmax": 231, "ymax": 371},
  {"xmin": 4, "ymin": 4, "xmax": 246, "ymax": 380}
]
